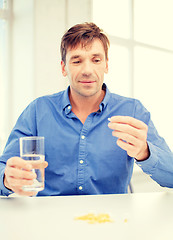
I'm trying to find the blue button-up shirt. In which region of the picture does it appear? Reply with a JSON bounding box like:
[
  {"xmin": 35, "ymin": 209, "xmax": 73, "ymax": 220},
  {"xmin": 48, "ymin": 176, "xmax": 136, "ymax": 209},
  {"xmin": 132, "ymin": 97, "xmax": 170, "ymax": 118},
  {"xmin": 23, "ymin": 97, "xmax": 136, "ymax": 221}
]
[{"xmin": 0, "ymin": 84, "xmax": 173, "ymax": 196}]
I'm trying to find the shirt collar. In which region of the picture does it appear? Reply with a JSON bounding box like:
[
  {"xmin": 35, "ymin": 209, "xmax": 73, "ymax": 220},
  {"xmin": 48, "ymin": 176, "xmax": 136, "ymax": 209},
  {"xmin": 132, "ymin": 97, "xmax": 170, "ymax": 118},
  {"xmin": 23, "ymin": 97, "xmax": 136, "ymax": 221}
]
[
  {"xmin": 62, "ymin": 83, "xmax": 111, "ymax": 114},
  {"xmin": 99, "ymin": 83, "xmax": 110, "ymax": 112},
  {"xmin": 62, "ymin": 86, "xmax": 72, "ymax": 115}
]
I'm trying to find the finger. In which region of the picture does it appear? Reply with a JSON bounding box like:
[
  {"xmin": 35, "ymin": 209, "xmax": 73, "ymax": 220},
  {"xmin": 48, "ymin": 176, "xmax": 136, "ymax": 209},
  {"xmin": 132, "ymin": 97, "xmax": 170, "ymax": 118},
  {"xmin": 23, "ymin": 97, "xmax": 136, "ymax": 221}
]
[
  {"xmin": 7, "ymin": 157, "xmax": 32, "ymax": 170},
  {"xmin": 29, "ymin": 160, "xmax": 48, "ymax": 169},
  {"xmin": 44, "ymin": 161, "xmax": 48, "ymax": 168},
  {"xmin": 116, "ymin": 138, "xmax": 135, "ymax": 157},
  {"xmin": 109, "ymin": 116, "xmax": 147, "ymax": 130},
  {"xmin": 109, "ymin": 123, "xmax": 147, "ymax": 142},
  {"xmin": 5, "ymin": 166, "xmax": 36, "ymax": 180},
  {"xmin": 13, "ymin": 187, "xmax": 38, "ymax": 196},
  {"xmin": 116, "ymin": 136, "xmax": 148, "ymax": 159},
  {"xmin": 112, "ymin": 130, "xmax": 138, "ymax": 146},
  {"xmin": 7, "ymin": 177, "xmax": 34, "ymax": 188},
  {"xmin": 108, "ymin": 119, "xmax": 148, "ymax": 141},
  {"xmin": 109, "ymin": 122, "xmax": 142, "ymax": 140}
]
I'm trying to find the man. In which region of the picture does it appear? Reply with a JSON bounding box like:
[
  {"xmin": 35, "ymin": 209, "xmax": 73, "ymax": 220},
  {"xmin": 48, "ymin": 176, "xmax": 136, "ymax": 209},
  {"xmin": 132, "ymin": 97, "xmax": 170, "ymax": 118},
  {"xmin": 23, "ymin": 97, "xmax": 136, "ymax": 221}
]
[{"xmin": 0, "ymin": 22, "xmax": 173, "ymax": 197}]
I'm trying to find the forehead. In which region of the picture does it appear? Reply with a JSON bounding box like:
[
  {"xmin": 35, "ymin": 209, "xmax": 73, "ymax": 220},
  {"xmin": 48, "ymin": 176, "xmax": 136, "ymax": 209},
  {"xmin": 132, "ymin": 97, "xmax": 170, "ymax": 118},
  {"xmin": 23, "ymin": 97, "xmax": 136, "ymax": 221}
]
[{"xmin": 66, "ymin": 39, "xmax": 105, "ymax": 59}]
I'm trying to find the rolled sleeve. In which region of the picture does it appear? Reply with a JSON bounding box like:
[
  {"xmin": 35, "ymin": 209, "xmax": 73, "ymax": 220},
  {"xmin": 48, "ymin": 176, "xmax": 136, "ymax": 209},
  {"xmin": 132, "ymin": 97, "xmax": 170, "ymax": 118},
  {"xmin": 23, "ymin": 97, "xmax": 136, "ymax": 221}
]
[{"xmin": 135, "ymin": 141, "xmax": 173, "ymax": 188}]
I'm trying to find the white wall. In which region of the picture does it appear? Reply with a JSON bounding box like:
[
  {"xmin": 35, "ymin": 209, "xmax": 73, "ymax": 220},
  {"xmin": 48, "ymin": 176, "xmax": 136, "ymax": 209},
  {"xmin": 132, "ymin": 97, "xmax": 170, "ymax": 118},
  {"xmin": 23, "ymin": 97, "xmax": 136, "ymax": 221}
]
[
  {"xmin": 11, "ymin": 0, "xmax": 92, "ymax": 127},
  {"xmin": 34, "ymin": 0, "xmax": 66, "ymax": 98},
  {"xmin": 11, "ymin": 0, "xmax": 35, "ymax": 128}
]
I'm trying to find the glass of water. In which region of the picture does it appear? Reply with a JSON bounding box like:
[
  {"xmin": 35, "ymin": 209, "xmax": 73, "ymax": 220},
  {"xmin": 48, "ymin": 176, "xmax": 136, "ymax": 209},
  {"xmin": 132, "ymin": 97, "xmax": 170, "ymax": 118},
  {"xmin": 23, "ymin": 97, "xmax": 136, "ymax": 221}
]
[{"xmin": 19, "ymin": 136, "xmax": 45, "ymax": 192}]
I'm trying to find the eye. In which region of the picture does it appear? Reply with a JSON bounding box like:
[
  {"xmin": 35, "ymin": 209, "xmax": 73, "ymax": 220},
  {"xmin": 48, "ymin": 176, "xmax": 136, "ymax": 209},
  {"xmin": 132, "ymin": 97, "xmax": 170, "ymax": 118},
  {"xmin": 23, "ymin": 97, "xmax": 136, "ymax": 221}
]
[
  {"xmin": 72, "ymin": 60, "xmax": 81, "ymax": 64},
  {"xmin": 93, "ymin": 58, "xmax": 101, "ymax": 63}
]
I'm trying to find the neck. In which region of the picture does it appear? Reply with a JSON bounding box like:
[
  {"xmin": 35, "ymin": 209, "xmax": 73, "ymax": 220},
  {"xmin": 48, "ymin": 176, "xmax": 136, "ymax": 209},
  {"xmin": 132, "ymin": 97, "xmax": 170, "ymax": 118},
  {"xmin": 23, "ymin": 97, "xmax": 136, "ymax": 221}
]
[{"xmin": 69, "ymin": 89, "xmax": 105, "ymax": 123}]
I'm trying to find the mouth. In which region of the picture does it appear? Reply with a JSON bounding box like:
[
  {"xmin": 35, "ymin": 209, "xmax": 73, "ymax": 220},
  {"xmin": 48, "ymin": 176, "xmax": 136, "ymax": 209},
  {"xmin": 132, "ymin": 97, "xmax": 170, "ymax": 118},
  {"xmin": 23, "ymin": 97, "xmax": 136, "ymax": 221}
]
[{"xmin": 79, "ymin": 80, "xmax": 96, "ymax": 84}]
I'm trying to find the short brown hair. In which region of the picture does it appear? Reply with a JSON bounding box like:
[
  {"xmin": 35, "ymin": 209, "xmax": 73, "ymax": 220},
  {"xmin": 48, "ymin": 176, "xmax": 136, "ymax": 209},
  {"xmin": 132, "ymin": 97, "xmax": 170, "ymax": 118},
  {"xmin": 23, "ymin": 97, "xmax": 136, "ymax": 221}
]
[{"xmin": 60, "ymin": 22, "xmax": 110, "ymax": 64}]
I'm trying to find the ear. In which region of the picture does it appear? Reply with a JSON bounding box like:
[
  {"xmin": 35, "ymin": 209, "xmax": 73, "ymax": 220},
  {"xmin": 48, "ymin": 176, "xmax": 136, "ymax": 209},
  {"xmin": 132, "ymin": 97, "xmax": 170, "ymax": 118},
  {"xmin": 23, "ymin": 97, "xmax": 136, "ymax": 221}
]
[
  {"xmin": 104, "ymin": 59, "xmax": 108, "ymax": 74},
  {"xmin": 61, "ymin": 61, "xmax": 67, "ymax": 77}
]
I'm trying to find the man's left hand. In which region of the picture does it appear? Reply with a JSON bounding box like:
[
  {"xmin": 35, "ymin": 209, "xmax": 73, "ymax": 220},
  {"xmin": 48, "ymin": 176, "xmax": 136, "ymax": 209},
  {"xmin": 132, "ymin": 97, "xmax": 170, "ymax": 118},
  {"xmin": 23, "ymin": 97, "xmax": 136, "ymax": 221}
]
[{"xmin": 108, "ymin": 116, "xmax": 150, "ymax": 161}]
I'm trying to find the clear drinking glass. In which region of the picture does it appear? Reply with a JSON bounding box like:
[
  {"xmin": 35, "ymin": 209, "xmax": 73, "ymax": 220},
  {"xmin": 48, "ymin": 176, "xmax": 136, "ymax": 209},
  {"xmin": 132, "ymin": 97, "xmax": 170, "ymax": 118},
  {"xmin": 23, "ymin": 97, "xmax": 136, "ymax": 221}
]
[{"xmin": 19, "ymin": 136, "xmax": 45, "ymax": 192}]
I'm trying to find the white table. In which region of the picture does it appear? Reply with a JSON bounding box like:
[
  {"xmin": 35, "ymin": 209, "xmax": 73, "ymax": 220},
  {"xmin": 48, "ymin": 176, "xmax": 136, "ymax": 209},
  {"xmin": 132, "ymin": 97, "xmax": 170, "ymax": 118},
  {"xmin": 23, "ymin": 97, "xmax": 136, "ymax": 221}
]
[{"xmin": 0, "ymin": 192, "xmax": 173, "ymax": 240}]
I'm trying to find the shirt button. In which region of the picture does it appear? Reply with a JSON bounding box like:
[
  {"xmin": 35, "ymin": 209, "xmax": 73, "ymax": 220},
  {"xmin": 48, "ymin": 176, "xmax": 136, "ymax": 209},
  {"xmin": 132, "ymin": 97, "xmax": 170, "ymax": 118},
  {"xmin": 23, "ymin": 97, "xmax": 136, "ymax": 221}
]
[
  {"xmin": 80, "ymin": 160, "xmax": 84, "ymax": 164},
  {"xmin": 68, "ymin": 106, "xmax": 71, "ymax": 110},
  {"xmin": 79, "ymin": 186, "xmax": 83, "ymax": 190},
  {"xmin": 81, "ymin": 135, "xmax": 85, "ymax": 139}
]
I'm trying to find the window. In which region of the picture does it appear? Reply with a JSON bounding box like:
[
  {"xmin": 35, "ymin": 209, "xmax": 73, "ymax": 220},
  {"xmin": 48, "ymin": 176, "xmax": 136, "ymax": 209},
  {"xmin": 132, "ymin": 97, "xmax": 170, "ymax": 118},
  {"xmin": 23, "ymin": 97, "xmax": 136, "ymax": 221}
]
[
  {"xmin": 0, "ymin": 0, "xmax": 11, "ymax": 153},
  {"xmin": 92, "ymin": 0, "xmax": 173, "ymax": 150}
]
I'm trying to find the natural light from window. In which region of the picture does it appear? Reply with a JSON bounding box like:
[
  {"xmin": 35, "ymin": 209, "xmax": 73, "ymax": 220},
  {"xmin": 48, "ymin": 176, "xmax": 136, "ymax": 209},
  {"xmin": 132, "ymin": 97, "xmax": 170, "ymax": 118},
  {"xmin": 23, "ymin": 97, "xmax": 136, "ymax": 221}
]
[
  {"xmin": 92, "ymin": 0, "xmax": 173, "ymax": 150},
  {"xmin": 0, "ymin": 0, "xmax": 10, "ymax": 153}
]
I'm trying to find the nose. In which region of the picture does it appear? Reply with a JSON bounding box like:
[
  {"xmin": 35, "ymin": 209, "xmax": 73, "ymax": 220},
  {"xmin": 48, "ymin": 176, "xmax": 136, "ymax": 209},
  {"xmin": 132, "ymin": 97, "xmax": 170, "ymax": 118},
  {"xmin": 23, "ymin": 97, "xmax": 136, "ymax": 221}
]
[{"xmin": 81, "ymin": 60, "xmax": 93, "ymax": 76}]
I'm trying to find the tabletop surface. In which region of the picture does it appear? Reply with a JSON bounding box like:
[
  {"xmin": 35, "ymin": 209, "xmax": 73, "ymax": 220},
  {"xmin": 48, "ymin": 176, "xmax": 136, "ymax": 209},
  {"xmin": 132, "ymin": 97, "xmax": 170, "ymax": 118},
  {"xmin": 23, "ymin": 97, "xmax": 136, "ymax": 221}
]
[{"xmin": 0, "ymin": 192, "xmax": 173, "ymax": 240}]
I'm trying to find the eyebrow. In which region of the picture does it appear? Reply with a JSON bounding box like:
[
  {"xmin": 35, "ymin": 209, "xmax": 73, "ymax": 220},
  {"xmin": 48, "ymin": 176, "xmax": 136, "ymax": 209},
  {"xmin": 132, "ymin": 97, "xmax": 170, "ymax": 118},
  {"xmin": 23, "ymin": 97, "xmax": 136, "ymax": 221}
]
[
  {"xmin": 70, "ymin": 55, "xmax": 80, "ymax": 60},
  {"xmin": 92, "ymin": 53, "xmax": 104, "ymax": 58}
]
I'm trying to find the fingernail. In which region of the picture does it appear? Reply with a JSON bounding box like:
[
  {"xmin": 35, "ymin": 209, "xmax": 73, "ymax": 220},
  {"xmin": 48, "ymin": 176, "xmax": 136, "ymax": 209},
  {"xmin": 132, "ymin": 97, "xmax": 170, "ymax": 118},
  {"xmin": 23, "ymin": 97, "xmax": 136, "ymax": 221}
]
[{"xmin": 108, "ymin": 118, "xmax": 111, "ymax": 121}]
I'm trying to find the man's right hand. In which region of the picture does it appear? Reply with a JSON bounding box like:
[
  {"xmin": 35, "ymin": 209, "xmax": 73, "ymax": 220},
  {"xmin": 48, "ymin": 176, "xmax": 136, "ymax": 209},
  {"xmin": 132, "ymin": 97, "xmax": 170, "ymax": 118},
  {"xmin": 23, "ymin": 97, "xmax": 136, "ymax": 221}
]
[{"xmin": 4, "ymin": 157, "xmax": 47, "ymax": 196}]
